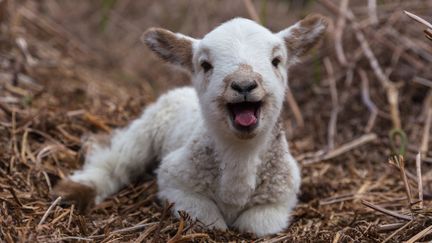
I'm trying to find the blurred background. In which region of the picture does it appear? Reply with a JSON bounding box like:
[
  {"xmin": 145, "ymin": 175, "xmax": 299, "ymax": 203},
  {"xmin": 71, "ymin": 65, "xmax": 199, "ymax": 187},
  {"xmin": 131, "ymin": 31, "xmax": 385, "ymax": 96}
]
[
  {"xmin": 29, "ymin": 0, "xmax": 325, "ymax": 93},
  {"xmin": 1, "ymin": 0, "xmax": 432, "ymax": 242}
]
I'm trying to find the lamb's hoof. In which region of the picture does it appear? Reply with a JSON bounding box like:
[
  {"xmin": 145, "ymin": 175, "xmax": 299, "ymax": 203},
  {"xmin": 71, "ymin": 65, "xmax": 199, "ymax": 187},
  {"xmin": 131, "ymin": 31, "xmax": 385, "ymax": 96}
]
[{"xmin": 52, "ymin": 180, "xmax": 96, "ymax": 213}]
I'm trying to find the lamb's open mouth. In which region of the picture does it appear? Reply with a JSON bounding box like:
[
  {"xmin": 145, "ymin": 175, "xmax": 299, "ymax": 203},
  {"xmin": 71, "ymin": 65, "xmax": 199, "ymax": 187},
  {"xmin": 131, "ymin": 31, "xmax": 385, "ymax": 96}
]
[{"xmin": 227, "ymin": 101, "xmax": 262, "ymax": 132}]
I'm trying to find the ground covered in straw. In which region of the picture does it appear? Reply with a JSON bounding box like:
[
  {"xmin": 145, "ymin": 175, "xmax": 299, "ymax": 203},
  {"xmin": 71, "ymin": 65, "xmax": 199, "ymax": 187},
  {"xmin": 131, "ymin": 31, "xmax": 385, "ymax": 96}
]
[{"xmin": 1, "ymin": 0, "xmax": 432, "ymax": 242}]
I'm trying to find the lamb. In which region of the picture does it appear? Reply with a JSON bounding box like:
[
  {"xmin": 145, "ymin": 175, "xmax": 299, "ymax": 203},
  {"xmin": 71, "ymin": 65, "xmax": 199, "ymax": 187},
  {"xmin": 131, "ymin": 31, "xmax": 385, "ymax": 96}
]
[{"xmin": 52, "ymin": 15, "xmax": 327, "ymax": 236}]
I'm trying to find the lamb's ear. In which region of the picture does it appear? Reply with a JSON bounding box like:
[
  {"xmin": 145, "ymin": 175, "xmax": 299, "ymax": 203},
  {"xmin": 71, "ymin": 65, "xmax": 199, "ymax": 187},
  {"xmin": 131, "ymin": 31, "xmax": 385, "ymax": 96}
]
[
  {"xmin": 277, "ymin": 14, "xmax": 328, "ymax": 64},
  {"xmin": 142, "ymin": 28, "xmax": 197, "ymax": 72}
]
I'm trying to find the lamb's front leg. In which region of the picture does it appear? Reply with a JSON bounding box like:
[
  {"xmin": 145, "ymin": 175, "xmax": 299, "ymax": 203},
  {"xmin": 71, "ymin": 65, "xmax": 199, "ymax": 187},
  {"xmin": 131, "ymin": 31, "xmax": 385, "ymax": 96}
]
[
  {"xmin": 233, "ymin": 197, "xmax": 297, "ymax": 237},
  {"xmin": 158, "ymin": 188, "xmax": 227, "ymax": 230},
  {"xmin": 157, "ymin": 147, "xmax": 227, "ymax": 230}
]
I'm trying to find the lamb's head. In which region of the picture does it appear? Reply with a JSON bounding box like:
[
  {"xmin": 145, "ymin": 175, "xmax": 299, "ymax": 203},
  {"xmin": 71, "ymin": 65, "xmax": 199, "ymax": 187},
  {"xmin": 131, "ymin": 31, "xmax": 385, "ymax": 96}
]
[{"xmin": 143, "ymin": 15, "xmax": 327, "ymax": 140}]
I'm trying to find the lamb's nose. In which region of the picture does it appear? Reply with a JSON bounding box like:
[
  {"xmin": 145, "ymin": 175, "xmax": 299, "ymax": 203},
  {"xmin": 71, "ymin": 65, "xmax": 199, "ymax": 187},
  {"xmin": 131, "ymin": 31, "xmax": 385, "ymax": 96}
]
[{"xmin": 230, "ymin": 81, "xmax": 258, "ymax": 94}]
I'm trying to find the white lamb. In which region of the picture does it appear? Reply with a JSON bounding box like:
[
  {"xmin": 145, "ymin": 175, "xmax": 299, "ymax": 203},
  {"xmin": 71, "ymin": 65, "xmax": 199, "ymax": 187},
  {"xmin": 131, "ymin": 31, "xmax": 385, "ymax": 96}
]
[{"xmin": 53, "ymin": 15, "xmax": 327, "ymax": 236}]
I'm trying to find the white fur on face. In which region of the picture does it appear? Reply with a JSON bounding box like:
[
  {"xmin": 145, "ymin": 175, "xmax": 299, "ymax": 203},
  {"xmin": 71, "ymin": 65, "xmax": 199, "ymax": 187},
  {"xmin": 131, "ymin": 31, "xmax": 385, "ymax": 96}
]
[
  {"xmin": 192, "ymin": 18, "xmax": 288, "ymax": 141},
  {"xmin": 143, "ymin": 16, "xmax": 327, "ymax": 141}
]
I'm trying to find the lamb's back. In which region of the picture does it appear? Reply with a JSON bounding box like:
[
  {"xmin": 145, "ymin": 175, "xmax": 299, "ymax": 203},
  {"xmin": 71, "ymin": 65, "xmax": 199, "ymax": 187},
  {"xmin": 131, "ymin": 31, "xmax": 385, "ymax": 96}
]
[{"xmin": 148, "ymin": 86, "xmax": 203, "ymax": 158}]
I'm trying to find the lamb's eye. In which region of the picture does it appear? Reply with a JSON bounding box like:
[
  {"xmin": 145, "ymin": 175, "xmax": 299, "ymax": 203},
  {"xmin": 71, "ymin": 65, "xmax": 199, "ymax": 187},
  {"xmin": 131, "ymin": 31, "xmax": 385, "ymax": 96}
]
[
  {"xmin": 272, "ymin": 57, "xmax": 281, "ymax": 67},
  {"xmin": 201, "ymin": 61, "xmax": 213, "ymax": 73}
]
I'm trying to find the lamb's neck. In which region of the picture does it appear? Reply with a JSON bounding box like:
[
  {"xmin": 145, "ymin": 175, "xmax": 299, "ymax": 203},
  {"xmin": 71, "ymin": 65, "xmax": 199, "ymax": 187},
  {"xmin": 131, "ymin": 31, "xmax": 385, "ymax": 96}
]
[{"xmin": 212, "ymin": 128, "xmax": 275, "ymax": 206}]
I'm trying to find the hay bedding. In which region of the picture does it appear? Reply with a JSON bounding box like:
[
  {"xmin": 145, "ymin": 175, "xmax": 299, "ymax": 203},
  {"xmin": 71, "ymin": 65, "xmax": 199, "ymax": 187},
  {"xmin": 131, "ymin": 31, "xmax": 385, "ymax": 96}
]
[{"xmin": 1, "ymin": 0, "xmax": 432, "ymax": 242}]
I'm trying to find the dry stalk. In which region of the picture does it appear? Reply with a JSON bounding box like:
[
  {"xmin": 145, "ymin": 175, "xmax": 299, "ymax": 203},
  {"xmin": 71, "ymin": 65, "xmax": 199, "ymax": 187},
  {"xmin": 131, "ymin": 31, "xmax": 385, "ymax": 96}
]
[
  {"xmin": 50, "ymin": 210, "xmax": 70, "ymax": 225},
  {"xmin": 334, "ymin": 0, "xmax": 348, "ymax": 66},
  {"xmin": 18, "ymin": 6, "xmax": 93, "ymax": 56},
  {"xmin": 377, "ymin": 222, "xmax": 406, "ymax": 233},
  {"xmin": 84, "ymin": 112, "xmax": 111, "ymax": 132},
  {"xmin": 242, "ymin": 0, "xmax": 260, "ymax": 23},
  {"xmin": 415, "ymin": 153, "xmax": 423, "ymax": 209},
  {"xmin": 324, "ymin": 57, "xmax": 338, "ymax": 149},
  {"xmin": 404, "ymin": 11, "xmax": 432, "ymax": 42},
  {"xmin": 381, "ymin": 220, "xmax": 414, "ymax": 243},
  {"xmin": 332, "ymin": 231, "xmax": 341, "ymax": 243},
  {"xmin": 358, "ymin": 69, "xmax": 378, "ymax": 133},
  {"xmin": 387, "ymin": 85, "xmax": 401, "ymax": 130},
  {"xmin": 373, "ymin": 33, "xmax": 425, "ymax": 70},
  {"xmin": 286, "ymin": 88, "xmax": 305, "ymax": 128},
  {"xmin": 320, "ymin": 0, "xmax": 406, "ymax": 156},
  {"xmin": 92, "ymin": 222, "xmax": 159, "ymax": 239},
  {"xmin": 388, "ymin": 155, "xmax": 414, "ymax": 205},
  {"xmin": 420, "ymin": 108, "xmax": 432, "ymax": 157},
  {"xmin": 404, "ymin": 11, "xmax": 432, "ymax": 29},
  {"xmin": 38, "ymin": 196, "xmax": 62, "ymax": 226},
  {"xmin": 7, "ymin": 186, "xmax": 23, "ymax": 207},
  {"xmin": 361, "ymin": 200, "xmax": 413, "ymax": 221},
  {"xmin": 384, "ymin": 27, "xmax": 432, "ymax": 63},
  {"xmin": 406, "ymin": 224, "xmax": 432, "ymax": 243},
  {"xmin": 413, "ymin": 76, "xmax": 432, "ymax": 88},
  {"xmin": 367, "ymin": 0, "xmax": 378, "ymax": 25},
  {"xmin": 167, "ymin": 217, "xmax": 185, "ymax": 243},
  {"xmin": 52, "ymin": 236, "xmax": 93, "ymax": 242},
  {"xmin": 425, "ymin": 29, "xmax": 432, "ymax": 41},
  {"xmin": 133, "ymin": 224, "xmax": 159, "ymax": 243},
  {"xmin": 265, "ymin": 235, "xmax": 292, "ymax": 243},
  {"xmin": 176, "ymin": 233, "xmax": 209, "ymax": 242},
  {"xmin": 303, "ymin": 133, "xmax": 377, "ymax": 165},
  {"xmin": 67, "ymin": 204, "xmax": 74, "ymax": 229}
]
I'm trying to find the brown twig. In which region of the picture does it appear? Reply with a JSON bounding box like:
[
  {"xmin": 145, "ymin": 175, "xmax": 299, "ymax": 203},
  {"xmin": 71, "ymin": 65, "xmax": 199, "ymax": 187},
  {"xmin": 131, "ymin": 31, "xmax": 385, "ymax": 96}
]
[
  {"xmin": 7, "ymin": 187, "xmax": 23, "ymax": 207},
  {"xmin": 50, "ymin": 210, "xmax": 70, "ymax": 225},
  {"xmin": 38, "ymin": 196, "xmax": 62, "ymax": 226},
  {"xmin": 425, "ymin": 29, "xmax": 432, "ymax": 41},
  {"xmin": 421, "ymin": 108, "xmax": 432, "ymax": 157},
  {"xmin": 381, "ymin": 220, "xmax": 414, "ymax": 243},
  {"xmin": 303, "ymin": 133, "xmax": 377, "ymax": 165},
  {"xmin": 89, "ymin": 222, "xmax": 159, "ymax": 240},
  {"xmin": 406, "ymin": 224, "xmax": 432, "ymax": 243},
  {"xmin": 84, "ymin": 112, "xmax": 111, "ymax": 133},
  {"xmin": 371, "ymin": 31, "xmax": 425, "ymax": 70},
  {"xmin": 413, "ymin": 76, "xmax": 432, "ymax": 89},
  {"xmin": 388, "ymin": 155, "xmax": 414, "ymax": 205},
  {"xmin": 167, "ymin": 216, "xmax": 185, "ymax": 243},
  {"xmin": 286, "ymin": 86, "xmax": 305, "ymax": 128},
  {"xmin": 67, "ymin": 204, "xmax": 74, "ymax": 229},
  {"xmin": 384, "ymin": 27, "xmax": 432, "ymax": 63},
  {"xmin": 404, "ymin": 11, "xmax": 432, "ymax": 29},
  {"xmin": 320, "ymin": 0, "xmax": 392, "ymax": 88},
  {"xmin": 133, "ymin": 224, "xmax": 158, "ymax": 243},
  {"xmin": 361, "ymin": 200, "xmax": 413, "ymax": 221},
  {"xmin": 319, "ymin": 0, "xmax": 402, "ymax": 133},
  {"xmin": 18, "ymin": 6, "xmax": 93, "ymax": 56},
  {"xmin": 377, "ymin": 222, "xmax": 406, "ymax": 233}
]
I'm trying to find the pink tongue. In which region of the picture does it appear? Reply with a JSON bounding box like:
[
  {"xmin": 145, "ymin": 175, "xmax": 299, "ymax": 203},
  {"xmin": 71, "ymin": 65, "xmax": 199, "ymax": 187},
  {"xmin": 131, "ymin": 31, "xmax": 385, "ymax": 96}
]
[{"xmin": 234, "ymin": 109, "xmax": 257, "ymax": 127}]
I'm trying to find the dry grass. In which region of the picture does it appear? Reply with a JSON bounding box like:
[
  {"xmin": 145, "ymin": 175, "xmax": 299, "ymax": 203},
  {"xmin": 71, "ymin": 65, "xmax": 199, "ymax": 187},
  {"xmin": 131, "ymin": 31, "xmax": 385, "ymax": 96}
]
[{"xmin": 1, "ymin": 0, "xmax": 432, "ymax": 242}]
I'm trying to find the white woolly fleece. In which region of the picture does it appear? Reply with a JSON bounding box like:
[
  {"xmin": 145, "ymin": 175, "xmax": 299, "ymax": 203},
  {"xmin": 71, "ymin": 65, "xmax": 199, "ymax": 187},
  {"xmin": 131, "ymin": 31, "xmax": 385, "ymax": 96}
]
[{"xmin": 68, "ymin": 15, "xmax": 327, "ymax": 236}]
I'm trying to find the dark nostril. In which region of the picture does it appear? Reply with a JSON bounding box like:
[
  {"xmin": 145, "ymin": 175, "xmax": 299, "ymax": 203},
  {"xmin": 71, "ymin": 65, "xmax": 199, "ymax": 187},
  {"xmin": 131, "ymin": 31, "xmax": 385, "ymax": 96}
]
[
  {"xmin": 246, "ymin": 82, "xmax": 258, "ymax": 92},
  {"xmin": 231, "ymin": 81, "xmax": 258, "ymax": 94}
]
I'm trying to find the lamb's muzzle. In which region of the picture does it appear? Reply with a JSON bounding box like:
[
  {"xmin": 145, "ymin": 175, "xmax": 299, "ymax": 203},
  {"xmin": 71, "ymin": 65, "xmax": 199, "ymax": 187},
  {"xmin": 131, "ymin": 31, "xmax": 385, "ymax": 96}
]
[
  {"xmin": 227, "ymin": 101, "xmax": 261, "ymax": 131},
  {"xmin": 52, "ymin": 14, "xmax": 328, "ymax": 237}
]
